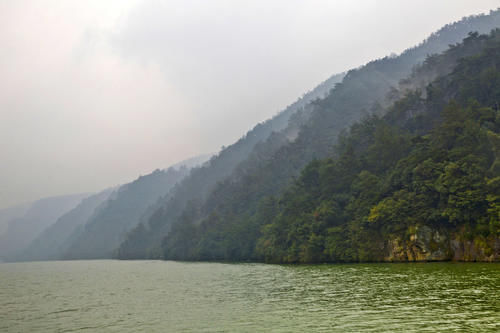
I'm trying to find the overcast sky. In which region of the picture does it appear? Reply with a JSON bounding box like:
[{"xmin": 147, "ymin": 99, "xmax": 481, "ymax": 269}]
[{"xmin": 0, "ymin": 0, "xmax": 499, "ymax": 209}]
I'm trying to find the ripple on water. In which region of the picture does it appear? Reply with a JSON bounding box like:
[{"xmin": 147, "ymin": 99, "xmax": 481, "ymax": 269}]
[{"xmin": 0, "ymin": 261, "xmax": 499, "ymax": 332}]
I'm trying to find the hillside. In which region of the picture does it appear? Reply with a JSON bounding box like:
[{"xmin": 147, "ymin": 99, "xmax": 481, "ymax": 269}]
[
  {"xmin": 114, "ymin": 73, "xmax": 345, "ymax": 258},
  {"xmin": 165, "ymin": 30, "xmax": 500, "ymax": 262},
  {"xmin": 18, "ymin": 188, "xmax": 114, "ymax": 261},
  {"xmin": 118, "ymin": 9, "xmax": 500, "ymax": 260},
  {"xmin": 62, "ymin": 166, "xmax": 192, "ymax": 259},
  {"xmin": 256, "ymin": 30, "xmax": 500, "ymax": 263},
  {"xmin": 0, "ymin": 193, "xmax": 90, "ymax": 261}
]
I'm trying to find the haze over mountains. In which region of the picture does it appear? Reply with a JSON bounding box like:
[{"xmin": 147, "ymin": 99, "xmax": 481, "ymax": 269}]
[
  {"xmin": 0, "ymin": 203, "xmax": 31, "ymax": 236},
  {"xmin": 0, "ymin": 193, "xmax": 90, "ymax": 261},
  {"xmin": 118, "ymin": 10, "xmax": 500, "ymax": 260},
  {"xmin": 63, "ymin": 167, "xmax": 192, "ymax": 260},
  {"xmin": 1, "ymin": 7, "xmax": 499, "ymax": 263},
  {"xmin": 0, "ymin": 155, "xmax": 210, "ymax": 262},
  {"xmin": 163, "ymin": 28, "xmax": 500, "ymax": 262},
  {"xmin": 2, "ymin": 1, "xmax": 499, "ymax": 211},
  {"xmin": 17, "ymin": 188, "xmax": 115, "ymax": 261}
]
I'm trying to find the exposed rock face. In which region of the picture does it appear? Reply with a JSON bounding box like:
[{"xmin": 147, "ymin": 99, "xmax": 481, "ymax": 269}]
[
  {"xmin": 384, "ymin": 225, "xmax": 499, "ymax": 262},
  {"xmin": 450, "ymin": 237, "xmax": 500, "ymax": 262}
]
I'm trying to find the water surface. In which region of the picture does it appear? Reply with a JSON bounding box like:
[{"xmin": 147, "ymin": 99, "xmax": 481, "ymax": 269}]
[{"xmin": 1, "ymin": 260, "xmax": 499, "ymax": 332}]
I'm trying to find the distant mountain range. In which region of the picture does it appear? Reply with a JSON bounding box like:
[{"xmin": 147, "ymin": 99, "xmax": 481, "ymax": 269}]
[
  {"xmin": 17, "ymin": 188, "xmax": 115, "ymax": 261},
  {"xmin": 0, "ymin": 193, "xmax": 90, "ymax": 261},
  {"xmin": 0, "ymin": 202, "xmax": 31, "ymax": 237},
  {"xmin": 3, "ymin": 9, "xmax": 500, "ymax": 263},
  {"xmin": 0, "ymin": 154, "xmax": 211, "ymax": 262}
]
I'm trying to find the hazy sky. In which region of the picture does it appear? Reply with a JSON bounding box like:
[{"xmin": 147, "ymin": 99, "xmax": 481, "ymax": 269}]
[{"xmin": 1, "ymin": 0, "xmax": 499, "ymax": 209}]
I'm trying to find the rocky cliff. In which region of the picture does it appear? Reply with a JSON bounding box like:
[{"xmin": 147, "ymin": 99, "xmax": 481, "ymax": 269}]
[{"xmin": 385, "ymin": 225, "xmax": 500, "ymax": 262}]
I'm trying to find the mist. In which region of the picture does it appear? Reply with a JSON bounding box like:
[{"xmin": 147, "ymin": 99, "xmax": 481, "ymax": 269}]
[{"xmin": 1, "ymin": 0, "xmax": 498, "ymax": 209}]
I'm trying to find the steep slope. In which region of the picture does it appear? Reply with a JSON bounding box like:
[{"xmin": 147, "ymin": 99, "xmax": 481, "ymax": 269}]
[
  {"xmin": 166, "ymin": 29, "xmax": 500, "ymax": 262},
  {"xmin": 18, "ymin": 188, "xmax": 114, "ymax": 261},
  {"xmin": 62, "ymin": 166, "xmax": 191, "ymax": 259},
  {"xmin": 119, "ymin": 10, "xmax": 500, "ymax": 259},
  {"xmin": 0, "ymin": 193, "xmax": 90, "ymax": 261},
  {"xmin": 115, "ymin": 73, "xmax": 345, "ymax": 258},
  {"xmin": 256, "ymin": 30, "xmax": 500, "ymax": 263},
  {"xmin": 159, "ymin": 13, "xmax": 500, "ymax": 261}
]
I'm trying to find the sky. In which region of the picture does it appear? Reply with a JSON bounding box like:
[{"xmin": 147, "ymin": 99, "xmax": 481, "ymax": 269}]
[{"xmin": 0, "ymin": 0, "xmax": 499, "ymax": 209}]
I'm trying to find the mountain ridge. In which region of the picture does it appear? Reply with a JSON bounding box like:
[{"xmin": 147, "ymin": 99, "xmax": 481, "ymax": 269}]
[
  {"xmin": 118, "ymin": 9, "xmax": 500, "ymax": 260},
  {"xmin": 164, "ymin": 29, "xmax": 500, "ymax": 262}
]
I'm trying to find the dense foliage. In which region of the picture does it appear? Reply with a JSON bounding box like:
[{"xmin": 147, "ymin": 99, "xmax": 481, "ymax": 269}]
[
  {"xmin": 163, "ymin": 30, "xmax": 500, "ymax": 262},
  {"xmin": 116, "ymin": 69, "xmax": 345, "ymax": 258},
  {"xmin": 117, "ymin": 10, "xmax": 500, "ymax": 260}
]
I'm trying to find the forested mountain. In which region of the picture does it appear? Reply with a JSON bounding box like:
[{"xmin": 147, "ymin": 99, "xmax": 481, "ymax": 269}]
[
  {"xmin": 118, "ymin": 9, "xmax": 500, "ymax": 260},
  {"xmin": 18, "ymin": 188, "xmax": 114, "ymax": 261},
  {"xmin": 164, "ymin": 29, "xmax": 500, "ymax": 263},
  {"xmin": 115, "ymin": 73, "xmax": 345, "ymax": 259},
  {"xmin": 62, "ymin": 166, "xmax": 193, "ymax": 259},
  {"xmin": 0, "ymin": 193, "xmax": 90, "ymax": 261}
]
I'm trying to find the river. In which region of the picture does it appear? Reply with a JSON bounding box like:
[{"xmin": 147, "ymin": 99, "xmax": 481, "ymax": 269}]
[{"xmin": 1, "ymin": 260, "xmax": 499, "ymax": 332}]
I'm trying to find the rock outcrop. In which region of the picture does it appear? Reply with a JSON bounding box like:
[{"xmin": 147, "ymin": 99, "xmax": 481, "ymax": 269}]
[{"xmin": 385, "ymin": 225, "xmax": 500, "ymax": 262}]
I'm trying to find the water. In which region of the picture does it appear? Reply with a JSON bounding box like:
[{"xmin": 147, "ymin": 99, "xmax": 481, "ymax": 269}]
[{"xmin": 0, "ymin": 261, "xmax": 499, "ymax": 332}]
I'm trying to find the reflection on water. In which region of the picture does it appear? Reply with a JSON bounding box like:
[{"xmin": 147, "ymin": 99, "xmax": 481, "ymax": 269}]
[{"xmin": 0, "ymin": 260, "xmax": 499, "ymax": 332}]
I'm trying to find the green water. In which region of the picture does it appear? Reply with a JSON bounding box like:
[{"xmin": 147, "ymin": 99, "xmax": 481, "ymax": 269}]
[{"xmin": 0, "ymin": 261, "xmax": 499, "ymax": 332}]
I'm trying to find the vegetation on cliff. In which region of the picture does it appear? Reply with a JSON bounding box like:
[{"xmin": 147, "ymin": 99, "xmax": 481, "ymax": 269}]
[
  {"xmin": 163, "ymin": 30, "xmax": 500, "ymax": 263},
  {"xmin": 117, "ymin": 11, "xmax": 500, "ymax": 260}
]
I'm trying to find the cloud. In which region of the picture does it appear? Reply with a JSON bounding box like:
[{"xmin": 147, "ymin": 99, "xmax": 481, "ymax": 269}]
[{"xmin": 0, "ymin": 0, "xmax": 499, "ymax": 208}]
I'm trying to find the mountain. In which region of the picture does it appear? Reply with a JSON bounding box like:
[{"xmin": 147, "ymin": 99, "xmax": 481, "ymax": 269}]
[
  {"xmin": 114, "ymin": 73, "xmax": 345, "ymax": 258},
  {"xmin": 118, "ymin": 9, "xmax": 500, "ymax": 260},
  {"xmin": 0, "ymin": 202, "xmax": 31, "ymax": 237},
  {"xmin": 0, "ymin": 193, "xmax": 90, "ymax": 261},
  {"xmin": 170, "ymin": 153, "xmax": 213, "ymax": 170},
  {"xmin": 255, "ymin": 30, "xmax": 500, "ymax": 263},
  {"xmin": 61, "ymin": 154, "xmax": 212, "ymax": 260},
  {"xmin": 164, "ymin": 29, "xmax": 500, "ymax": 262},
  {"xmin": 18, "ymin": 188, "xmax": 114, "ymax": 261}
]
